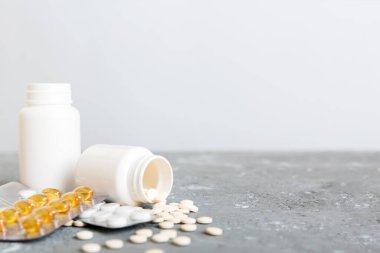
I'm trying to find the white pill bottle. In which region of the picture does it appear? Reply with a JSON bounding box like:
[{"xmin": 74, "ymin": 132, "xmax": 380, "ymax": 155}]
[{"xmin": 19, "ymin": 83, "xmax": 81, "ymax": 192}]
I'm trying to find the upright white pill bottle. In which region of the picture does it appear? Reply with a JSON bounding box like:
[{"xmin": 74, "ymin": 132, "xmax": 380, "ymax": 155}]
[{"xmin": 19, "ymin": 83, "xmax": 81, "ymax": 192}]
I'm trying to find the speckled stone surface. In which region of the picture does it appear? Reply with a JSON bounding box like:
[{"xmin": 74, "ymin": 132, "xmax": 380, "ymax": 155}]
[{"xmin": 1, "ymin": 152, "xmax": 380, "ymax": 253}]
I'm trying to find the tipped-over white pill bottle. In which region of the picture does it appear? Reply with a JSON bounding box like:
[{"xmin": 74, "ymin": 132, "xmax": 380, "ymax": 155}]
[
  {"xmin": 19, "ymin": 83, "xmax": 81, "ymax": 192},
  {"xmin": 75, "ymin": 145, "xmax": 173, "ymax": 205}
]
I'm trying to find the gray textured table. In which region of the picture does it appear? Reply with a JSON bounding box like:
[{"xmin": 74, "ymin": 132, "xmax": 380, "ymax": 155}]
[{"xmin": 1, "ymin": 152, "xmax": 380, "ymax": 253}]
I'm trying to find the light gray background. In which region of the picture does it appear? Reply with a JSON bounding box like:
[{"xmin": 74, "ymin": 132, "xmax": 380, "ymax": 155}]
[{"xmin": 1, "ymin": 0, "xmax": 380, "ymax": 152}]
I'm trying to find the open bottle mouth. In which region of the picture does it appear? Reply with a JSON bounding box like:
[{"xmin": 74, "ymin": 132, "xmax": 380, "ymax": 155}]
[{"xmin": 139, "ymin": 156, "xmax": 173, "ymax": 203}]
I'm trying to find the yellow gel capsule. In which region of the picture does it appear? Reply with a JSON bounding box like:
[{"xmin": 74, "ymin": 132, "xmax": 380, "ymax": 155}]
[
  {"xmin": 34, "ymin": 206, "xmax": 55, "ymax": 224},
  {"xmin": 28, "ymin": 194, "xmax": 49, "ymax": 207},
  {"xmin": 0, "ymin": 207, "xmax": 20, "ymax": 224},
  {"xmin": 62, "ymin": 192, "xmax": 82, "ymax": 207},
  {"xmin": 74, "ymin": 186, "xmax": 94, "ymax": 201},
  {"xmin": 42, "ymin": 188, "xmax": 62, "ymax": 201},
  {"xmin": 0, "ymin": 219, "xmax": 5, "ymax": 233},
  {"xmin": 21, "ymin": 215, "xmax": 41, "ymax": 234},
  {"xmin": 14, "ymin": 200, "xmax": 35, "ymax": 216},
  {"xmin": 48, "ymin": 199, "xmax": 70, "ymax": 214}
]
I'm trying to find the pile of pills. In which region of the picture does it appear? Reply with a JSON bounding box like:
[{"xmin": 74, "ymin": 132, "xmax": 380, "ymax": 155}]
[
  {"xmin": 0, "ymin": 186, "xmax": 100, "ymax": 241},
  {"xmin": 75, "ymin": 199, "xmax": 223, "ymax": 252}
]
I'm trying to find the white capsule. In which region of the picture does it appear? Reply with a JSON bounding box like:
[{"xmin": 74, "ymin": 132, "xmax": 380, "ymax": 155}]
[
  {"xmin": 205, "ymin": 227, "xmax": 223, "ymax": 236},
  {"xmin": 180, "ymin": 217, "xmax": 196, "ymax": 224},
  {"xmin": 196, "ymin": 216, "xmax": 213, "ymax": 224},
  {"xmin": 105, "ymin": 239, "xmax": 124, "ymax": 249},
  {"xmin": 107, "ymin": 215, "xmax": 128, "ymax": 228},
  {"xmin": 151, "ymin": 233, "xmax": 170, "ymax": 243},
  {"xmin": 76, "ymin": 230, "xmax": 94, "ymax": 240},
  {"xmin": 81, "ymin": 243, "xmax": 101, "ymax": 253},
  {"xmin": 145, "ymin": 249, "xmax": 164, "ymax": 253},
  {"xmin": 159, "ymin": 221, "xmax": 174, "ymax": 229},
  {"xmin": 136, "ymin": 228, "xmax": 153, "ymax": 237},
  {"xmin": 129, "ymin": 234, "xmax": 147, "ymax": 244},
  {"xmin": 180, "ymin": 224, "xmax": 197, "ymax": 232},
  {"xmin": 172, "ymin": 236, "xmax": 191, "ymax": 246},
  {"xmin": 159, "ymin": 229, "xmax": 177, "ymax": 239},
  {"xmin": 74, "ymin": 220, "xmax": 86, "ymax": 227},
  {"xmin": 100, "ymin": 203, "xmax": 120, "ymax": 212}
]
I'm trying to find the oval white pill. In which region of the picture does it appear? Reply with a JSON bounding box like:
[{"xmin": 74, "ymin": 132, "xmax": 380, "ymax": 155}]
[
  {"xmin": 159, "ymin": 229, "xmax": 177, "ymax": 239},
  {"xmin": 74, "ymin": 220, "xmax": 86, "ymax": 227},
  {"xmin": 151, "ymin": 233, "xmax": 170, "ymax": 243},
  {"xmin": 205, "ymin": 227, "xmax": 223, "ymax": 236},
  {"xmin": 81, "ymin": 243, "xmax": 101, "ymax": 253},
  {"xmin": 130, "ymin": 210, "xmax": 152, "ymax": 221},
  {"xmin": 105, "ymin": 239, "xmax": 124, "ymax": 249},
  {"xmin": 100, "ymin": 203, "xmax": 120, "ymax": 212},
  {"xmin": 76, "ymin": 230, "xmax": 94, "ymax": 240},
  {"xmin": 196, "ymin": 216, "xmax": 213, "ymax": 224},
  {"xmin": 172, "ymin": 236, "xmax": 191, "ymax": 246},
  {"xmin": 180, "ymin": 224, "xmax": 197, "ymax": 232},
  {"xmin": 107, "ymin": 215, "xmax": 128, "ymax": 228},
  {"xmin": 189, "ymin": 205, "xmax": 199, "ymax": 213},
  {"xmin": 180, "ymin": 217, "xmax": 196, "ymax": 224},
  {"xmin": 145, "ymin": 249, "xmax": 164, "ymax": 253},
  {"xmin": 129, "ymin": 234, "xmax": 147, "ymax": 244},
  {"xmin": 136, "ymin": 228, "xmax": 153, "ymax": 237},
  {"xmin": 79, "ymin": 208, "xmax": 98, "ymax": 219},
  {"xmin": 64, "ymin": 220, "xmax": 74, "ymax": 227},
  {"xmin": 153, "ymin": 217, "xmax": 164, "ymax": 223},
  {"xmin": 158, "ymin": 221, "xmax": 174, "ymax": 229}
]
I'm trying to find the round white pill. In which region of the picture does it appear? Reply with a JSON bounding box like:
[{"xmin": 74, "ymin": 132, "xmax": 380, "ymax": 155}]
[
  {"xmin": 172, "ymin": 236, "xmax": 191, "ymax": 246},
  {"xmin": 76, "ymin": 230, "xmax": 94, "ymax": 240},
  {"xmin": 74, "ymin": 220, "xmax": 86, "ymax": 227},
  {"xmin": 79, "ymin": 208, "xmax": 98, "ymax": 219},
  {"xmin": 105, "ymin": 239, "xmax": 124, "ymax": 249},
  {"xmin": 130, "ymin": 210, "xmax": 152, "ymax": 221},
  {"xmin": 92, "ymin": 211, "xmax": 112, "ymax": 223},
  {"xmin": 100, "ymin": 203, "xmax": 120, "ymax": 212},
  {"xmin": 151, "ymin": 233, "xmax": 170, "ymax": 243},
  {"xmin": 81, "ymin": 243, "xmax": 101, "ymax": 253},
  {"xmin": 205, "ymin": 227, "xmax": 223, "ymax": 236},
  {"xmin": 145, "ymin": 249, "xmax": 164, "ymax": 253},
  {"xmin": 180, "ymin": 224, "xmax": 197, "ymax": 232},
  {"xmin": 107, "ymin": 215, "xmax": 128, "ymax": 228},
  {"xmin": 180, "ymin": 217, "xmax": 196, "ymax": 224},
  {"xmin": 197, "ymin": 216, "xmax": 213, "ymax": 224},
  {"xmin": 114, "ymin": 206, "xmax": 136, "ymax": 215},
  {"xmin": 136, "ymin": 228, "xmax": 153, "ymax": 237},
  {"xmin": 158, "ymin": 221, "xmax": 174, "ymax": 229},
  {"xmin": 129, "ymin": 234, "xmax": 147, "ymax": 244},
  {"xmin": 159, "ymin": 229, "xmax": 177, "ymax": 239}
]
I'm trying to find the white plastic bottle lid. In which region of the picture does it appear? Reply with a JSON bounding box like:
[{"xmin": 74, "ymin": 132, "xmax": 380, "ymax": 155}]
[{"xmin": 75, "ymin": 145, "xmax": 173, "ymax": 205}]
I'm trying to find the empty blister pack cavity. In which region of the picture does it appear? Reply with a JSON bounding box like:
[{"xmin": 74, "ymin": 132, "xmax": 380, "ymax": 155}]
[
  {"xmin": 0, "ymin": 182, "xmax": 106, "ymax": 241},
  {"xmin": 79, "ymin": 203, "xmax": 154, "ymax": 228}
]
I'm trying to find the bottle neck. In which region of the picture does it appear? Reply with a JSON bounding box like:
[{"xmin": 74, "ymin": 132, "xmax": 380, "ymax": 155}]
[
  {"xmin": 26, "ymin": 83, "xmax": 72, "ymax": 106},
  {"xmin": 129, "ymin": 154, "xmax": 173, "ymax": 204}
]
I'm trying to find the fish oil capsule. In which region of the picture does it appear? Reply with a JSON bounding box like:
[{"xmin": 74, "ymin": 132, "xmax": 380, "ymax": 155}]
[
  {"xmin": 34, "ymin": 206, "xmax": 55, "ymax": 223},
  {"xmin": 14, "ymin": 200, "xmax": 35, "ymax": 216},
  {"xmin": 74, "ymin": 186, "xmax": 94, "ymax": 201},
  {"xmin": 41, "ymin": 188, "xmax": 62, "ymax": 201},
  {"xmin": 0, "ymin": 208, "xmax": 20, "ymax": 224},
  {"xmin": 48, "ymin": 199, "xmax": 70, "ymax": 214},
  {"xmin": 28, "ymin": 194, "xmax": 49, "ymax": 207},
  {"xmin": 21, "ymin": 215, "xmax": 41, "ymax": 234},
  {"xmin": 62, "ymin": 192, "xmax": 82, "ymax": 207}
]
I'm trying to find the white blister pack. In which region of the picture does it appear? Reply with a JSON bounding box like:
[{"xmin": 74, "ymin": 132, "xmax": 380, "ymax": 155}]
[{"xmin": 79, "ymin": 202, "xmax": 154, "ymax": 228}]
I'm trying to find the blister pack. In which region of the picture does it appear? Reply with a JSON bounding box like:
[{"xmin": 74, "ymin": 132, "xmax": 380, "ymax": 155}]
[{"xmin": 0, "ymin": 182, "xmax": 105, "ymax": 241}]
